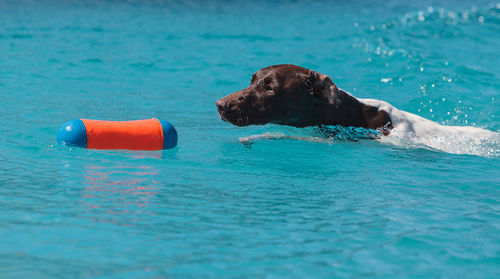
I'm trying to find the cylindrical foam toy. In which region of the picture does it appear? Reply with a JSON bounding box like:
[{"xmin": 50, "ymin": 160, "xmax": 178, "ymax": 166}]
[{"xmin": 57, "ymin": 118, "xmax": 177, "ymax": 150}]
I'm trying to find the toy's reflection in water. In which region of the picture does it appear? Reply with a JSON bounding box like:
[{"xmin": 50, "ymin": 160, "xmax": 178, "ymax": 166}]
[{"xmin": 82, "ymin": 162, "xmax": 162, "ymax": 225}]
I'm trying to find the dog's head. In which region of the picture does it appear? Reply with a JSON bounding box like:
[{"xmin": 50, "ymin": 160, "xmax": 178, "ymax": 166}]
[{"xmin": 216, "ymin": 64, "xmax": 343, "ymax": 127}]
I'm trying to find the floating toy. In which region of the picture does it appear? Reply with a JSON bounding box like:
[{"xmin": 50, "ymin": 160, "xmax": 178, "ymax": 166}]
[{"xmin": 57, "ymin": 118, "xmax": 177, "ymax": 150}]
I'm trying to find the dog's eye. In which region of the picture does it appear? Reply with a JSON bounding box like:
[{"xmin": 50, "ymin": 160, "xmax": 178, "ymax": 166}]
[{"xmin": 312, "ymin": 85, "xmax": 325, "ymax": 94}]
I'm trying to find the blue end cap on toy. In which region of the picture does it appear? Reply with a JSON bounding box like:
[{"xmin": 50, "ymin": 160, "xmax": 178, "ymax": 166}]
[
  {"xmin": 158, "ymin": 119, "xmax": 178, "ymax": 149},
  {"xmin": 57, "ymin": 119, "xmax": 87, "ymax": 148}
]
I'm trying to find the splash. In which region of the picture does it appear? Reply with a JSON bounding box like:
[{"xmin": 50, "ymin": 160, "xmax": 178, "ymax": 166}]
[
  {"xmin": 381, "ymin": 130, "xmax": 500, "ymax": 157},
  {"xmin": 239, "ymin": 125, "xmax": 382, "ymax": 146},
  {"xmin": 240, "ymin": 126, "xmax": 499, "ymax": 157},
  {"xmin": 239, "ymin": 132, "xmax": 331, "ymax": 146}
]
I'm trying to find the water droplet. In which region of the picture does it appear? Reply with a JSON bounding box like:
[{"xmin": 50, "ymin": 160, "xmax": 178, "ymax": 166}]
[
  {"xmin": 420, "ymin": 67, "xmax": 424, "ymax": 72},
  {"xmin": 478, "ymin": 16, "xmax": 484, "ymax": 23},
  {"xmin": 418, "ymin": 11, "xmax": 425, "ymax": 22},
  {"xmin": 431, "ymin": 84, "xmax": 435, "ymax": 87},
  {"xmin": 370, "ymin": 25, "xmax": 375, "ymax": 31}
]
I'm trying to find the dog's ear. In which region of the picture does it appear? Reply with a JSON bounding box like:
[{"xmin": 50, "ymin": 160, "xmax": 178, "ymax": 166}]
[{"xmin": 306, "ymin": 71, "xmax": 339, "ymax": 105}]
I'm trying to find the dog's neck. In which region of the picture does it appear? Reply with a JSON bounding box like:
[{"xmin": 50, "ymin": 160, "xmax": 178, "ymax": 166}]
[{"xmin": 318, "ymin": 89, "xmax": 392, "ymax": 133}]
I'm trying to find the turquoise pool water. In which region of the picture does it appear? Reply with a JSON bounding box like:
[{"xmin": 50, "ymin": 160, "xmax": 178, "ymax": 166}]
[{"xmin": 1, "ymin": 0, "xmax": 500, "ymax": 277}]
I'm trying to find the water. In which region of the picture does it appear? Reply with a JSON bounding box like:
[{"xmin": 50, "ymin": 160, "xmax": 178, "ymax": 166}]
[{"xmin": 1, "ymin": 0, "xmax": 500, "ymax": 277}]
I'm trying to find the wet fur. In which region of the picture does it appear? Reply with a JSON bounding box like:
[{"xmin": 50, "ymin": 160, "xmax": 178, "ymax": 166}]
[{"xmin": 216, "ymin": 64, "xmax": 392, "ymax": 134}]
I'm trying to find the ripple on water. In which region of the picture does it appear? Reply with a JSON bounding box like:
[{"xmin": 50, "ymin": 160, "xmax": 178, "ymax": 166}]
[{"xmin": 0, "ymin": 0, "xmax": 499, "ymax": 278}]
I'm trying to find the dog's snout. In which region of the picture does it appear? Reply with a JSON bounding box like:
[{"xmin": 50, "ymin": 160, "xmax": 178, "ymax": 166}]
[{"xmin": 216, "ymin": 99, "xmax": 225, "ymax": 112}]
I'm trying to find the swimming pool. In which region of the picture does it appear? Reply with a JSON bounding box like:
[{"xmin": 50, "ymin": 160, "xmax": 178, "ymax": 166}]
[{"xmin": 1, "ymin": 0, "xmax": 499, "ymax": 277}]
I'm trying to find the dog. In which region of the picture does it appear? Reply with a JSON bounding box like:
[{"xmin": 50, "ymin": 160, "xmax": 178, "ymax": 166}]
[
  {"xmin": 216, "ymin": 64, "xmax": 393, "ymax": 135},
  {"xmin": 216, "ymin": 64, "xmax": 495, "ymax": 138}
]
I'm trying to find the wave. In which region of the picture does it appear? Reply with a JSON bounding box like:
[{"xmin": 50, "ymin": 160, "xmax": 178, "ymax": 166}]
[
  {"xmin": 353, "ymin": 3, "xmax": 500, "ymax": 58},
  {"xmin": 397, "ymin": 5, "xmax": 500, "ymax": 27},
  {"xmin": 238, "ymin": 109, "xmax": 500, "ymax": 158},
  {"xmin": 239, "ymin": 127, "xmax": 499, "ymax": 157}
]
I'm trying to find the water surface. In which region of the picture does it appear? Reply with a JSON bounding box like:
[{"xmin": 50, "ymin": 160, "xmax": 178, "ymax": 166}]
[{"xmin": 1, "ymin": 0, "xmax": 499, "ymax": 277}]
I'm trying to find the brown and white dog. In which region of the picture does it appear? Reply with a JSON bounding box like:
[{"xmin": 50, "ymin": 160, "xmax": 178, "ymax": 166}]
[{"xmin": 216, "ymin": 64, "xmax": 495, "ymax": 140}]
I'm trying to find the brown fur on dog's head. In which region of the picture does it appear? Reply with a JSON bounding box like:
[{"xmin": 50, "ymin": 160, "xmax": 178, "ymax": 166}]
[
  {"xmin": 216, "ymin": 64, "xmax": 392, "ymax": 132},
  {"xmin": 216, "ymin": 64, "xmax": 343, "ymax": 127}
]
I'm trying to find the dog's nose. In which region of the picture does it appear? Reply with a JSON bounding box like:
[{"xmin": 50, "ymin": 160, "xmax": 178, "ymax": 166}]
[{"xmin": 216, "ymin": 99, "xmax": 225, "ymax": 113}]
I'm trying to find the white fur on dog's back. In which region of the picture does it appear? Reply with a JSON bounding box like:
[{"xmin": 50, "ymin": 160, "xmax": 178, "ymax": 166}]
[
  {"xmin": 357, "ymin": 97, "xmax": 499, "ymax": 156},
  {"xmin": 358, "ymin": 98, "xmax": 494, "ymax": 136}
]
